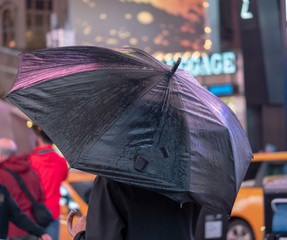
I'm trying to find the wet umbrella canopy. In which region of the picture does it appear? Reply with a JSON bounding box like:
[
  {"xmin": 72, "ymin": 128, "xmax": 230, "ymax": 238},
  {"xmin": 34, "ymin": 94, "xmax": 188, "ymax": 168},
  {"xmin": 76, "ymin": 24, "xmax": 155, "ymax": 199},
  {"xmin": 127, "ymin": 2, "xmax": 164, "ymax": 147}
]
[{"xmin": 6, "ymin": 46, "xmax": 252, "ymax": 213}]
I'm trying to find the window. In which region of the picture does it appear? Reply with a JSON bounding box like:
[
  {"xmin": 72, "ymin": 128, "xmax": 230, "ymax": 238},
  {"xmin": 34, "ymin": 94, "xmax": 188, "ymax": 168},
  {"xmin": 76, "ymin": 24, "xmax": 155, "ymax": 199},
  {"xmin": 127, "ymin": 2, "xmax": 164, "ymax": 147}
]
[
  {"xmin": 27, "ymin": 0, "xmax": 32, "ymax": 9},
  {"xmin": 265, "ymin": 162, "xmax": 287, "ymax": 177},
  {"xmin": 36, "ymin": 0, "xmax": 44, "ymax": 10},
  {"xmin": 242, "ymin": 160, "xmax": 287, "ymax": 188},
  {"xmin": 25, "ymin": 0, "xmax": 52, "ymax": 49},
  {"xmin": 2, "ymin": 9, "xmax": 15, "ymax": 48}
]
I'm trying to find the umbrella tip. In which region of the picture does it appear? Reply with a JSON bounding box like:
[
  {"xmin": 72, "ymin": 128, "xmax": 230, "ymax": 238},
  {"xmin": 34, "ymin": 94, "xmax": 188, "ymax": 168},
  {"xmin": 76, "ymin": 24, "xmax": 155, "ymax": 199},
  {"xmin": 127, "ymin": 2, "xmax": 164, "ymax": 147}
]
[{"xmin": 170, "ymin": 58, "xmax": 181, "ymax": 75}]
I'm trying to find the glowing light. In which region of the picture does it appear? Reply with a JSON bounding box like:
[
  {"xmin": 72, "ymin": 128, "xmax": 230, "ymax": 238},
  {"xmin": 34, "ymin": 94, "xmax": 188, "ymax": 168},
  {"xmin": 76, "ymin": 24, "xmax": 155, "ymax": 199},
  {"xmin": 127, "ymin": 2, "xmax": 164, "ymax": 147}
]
[
  {"xmin": 105, "ymin": 38, "xmax": 118, "ymax": 45},
  {"xmin": 137, "ymin": 11, "xmax": 154, "ymax": 24},
  {"xmin": 129, "ymin": 38, "xmax": 138, "ymax": 45},
  {"xmin": 203, "ymin": 1, "xmax": 209, "ymax": 8},
  {"xmin": 83, "ymin": 26, "xmax": 91, "ymax": 35},
  {"xmin": 204, "ymin": 45, "xmax": 211, "ymax": 50},
  {"xmin": 125, "ymin": 13, "xmax": 132, "ymax": 20},
  {"xmin": 89, "ymin": 2, "xmax": 96, "ymax": 8},
  {"xmin": 110, "ymin": 29, "xmax": 117, "ymax": 36},
  {"xmin": 162, "ymin": 30, "xmax": 169, "ymax": 36},
  {"xmin": 94, "ymin": 36, "xmax": 103, "ymax": 42},
  {"xmin": 173, "ymin": 52, "xmax": 182, "ymax": 61},
  {"xmin": 227, "ymin": 102, "xmax": 236, "ymax": 112},
  {"xmin": 163, "ymin": 40, "xmax": 169, "ymax": 46},
  {"xmin": 26, "ymin": 30, "xmax": 32, "ymax": 39},
  {"xmin": 205, "ymin": 39, "xmax": 212, "ymax": 45},
  {"xmin": 241, "ymin": 0, "xmax": 253, "ymax": 19},
  {"xmin": 83, "ymin": 26, "xmax": 92, "ymax": 35},
  {"xmin": 153, "ymin": 36, "xmax": 161, "ymax": 45},
  {"xmin": 161, "ymin": 51, "xmax": 237, "ymax": 77},
  {"xmin": 153, "ymin": 52, "xmax": 165, "ymax": 61},
  {"xmin": 9, "ymin": 40, "xmax": 16, "ymax": 48},
  {"xmin": 204, "ymin": 39, "xmax": 212, "ymax": 50},
  {"xmin": 163, "ymin": 53, "xmax": 173, "ymax": 62},
  {"xmin": 118, "ymin": 31, "xmax": 130, "ymax": 39},
  {"xmin": 201, "ymin": 52, "xmax": 208, "ymax": 57},
  {"xmin": 27, "ymin": 121, "xmax": 33, "ymax": 128},
  {"xmin": 192, "ymin": 51, "xmax": 200, "ymax": 59},
  {"xmin": 182, "ymin": 52, "xmax": 191, "ymax": 60},
  {"xmin": 260, "ymin": 226, "xmax": 265, "ymax": 232},
  {"xmin": 204, "ymin": 26, "xmax": 211, "ymax": 33},
  {"xmin": 99, "ymin": 13, "xmax": 107, "ymax": 20},
  {"xmin": 180, "ymin": 39, "xmax": 191, "ymax": 47},
  {"xmin": 208, "ymin": 84, "xmax": 233, "ymax": 96},
  {"xmin": 81, "ymin": 0, "xmax": 96, "ymax": 8}
]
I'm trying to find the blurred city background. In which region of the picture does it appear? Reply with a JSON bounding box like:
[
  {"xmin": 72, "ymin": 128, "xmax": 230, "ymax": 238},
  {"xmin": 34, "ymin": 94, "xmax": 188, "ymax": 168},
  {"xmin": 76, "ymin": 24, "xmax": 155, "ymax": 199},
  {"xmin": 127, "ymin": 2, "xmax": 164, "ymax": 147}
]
[
  {"xmin": 1, "ymin": 1, "xmax": 287, "ymax": 239},
  {"xmin": 1, "ymin": 0, "xmax": 286, "ymax": 154}
]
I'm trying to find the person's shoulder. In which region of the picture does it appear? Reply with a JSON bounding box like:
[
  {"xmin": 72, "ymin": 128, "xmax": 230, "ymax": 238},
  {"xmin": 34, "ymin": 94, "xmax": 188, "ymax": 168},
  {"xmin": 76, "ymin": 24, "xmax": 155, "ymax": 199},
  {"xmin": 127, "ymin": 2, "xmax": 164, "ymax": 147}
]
[
  {"xmin": 53, "ymin": 153, "xmax": 68, "ymax": 165},
  {"xmin": 54, "ymin": 152, "xmax": 65, "ymax": 160},
  {"xmin": 29, "ymin": 150, "xmax": 43, "ymax": 163}
]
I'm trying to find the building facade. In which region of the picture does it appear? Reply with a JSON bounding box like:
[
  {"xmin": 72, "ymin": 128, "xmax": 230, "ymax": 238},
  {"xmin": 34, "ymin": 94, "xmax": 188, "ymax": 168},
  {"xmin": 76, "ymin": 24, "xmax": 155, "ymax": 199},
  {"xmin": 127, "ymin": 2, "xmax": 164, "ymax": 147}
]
[
  {"xmin": 0, "ymin": 0, "xmax": 286, "ymax": 152},
  {"xmin": 0, "ymin": 0, "xmax": 67, "ymax": 97}
]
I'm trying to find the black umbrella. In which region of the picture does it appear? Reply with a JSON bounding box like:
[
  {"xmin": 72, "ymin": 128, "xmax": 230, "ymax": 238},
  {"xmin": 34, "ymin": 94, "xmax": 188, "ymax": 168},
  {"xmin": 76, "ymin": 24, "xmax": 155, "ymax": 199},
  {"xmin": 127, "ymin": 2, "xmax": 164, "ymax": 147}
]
[{"xmin": 6, "ymin": 46, "xmax": 252, "ymax": 213}]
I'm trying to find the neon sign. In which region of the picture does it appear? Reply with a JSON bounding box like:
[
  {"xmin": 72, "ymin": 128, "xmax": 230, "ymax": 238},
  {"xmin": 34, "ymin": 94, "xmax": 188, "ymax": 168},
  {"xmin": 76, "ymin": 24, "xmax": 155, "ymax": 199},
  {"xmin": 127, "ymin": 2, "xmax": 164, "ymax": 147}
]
[
  {"xmin": 241, "ymin": 0, "xmax": 253, "ymax": 20},
  {"xmin": 163, "ymin": 51, "xmax": 237, "ymax": 77},
  {"xmin": 208, "ymin": 84, "xmax": 234, "ymax": 96}
]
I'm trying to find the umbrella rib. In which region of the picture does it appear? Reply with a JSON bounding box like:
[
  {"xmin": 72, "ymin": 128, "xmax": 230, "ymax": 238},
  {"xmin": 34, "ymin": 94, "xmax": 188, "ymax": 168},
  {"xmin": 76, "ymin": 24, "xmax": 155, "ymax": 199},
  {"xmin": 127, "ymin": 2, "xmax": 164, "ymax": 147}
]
[
  {"xmin": 157, "ymin": 58, "xmax": 182, "ymax": 144},
  {"xmin": 161, "ymin": 58, "xmax": 181, "ymax": 111},
  {"xmin": 83, "ymin": 72, "xmax": 170, "ymax": 153},
  {"xmin": 113, "ymin": 47, "xmax": 168, "ymax": 70},
  {"xmin": 9, "ymin": 46, "xmax": 167, "ymax": 93},
  {"xmin": 9, "ymin": 67, "xmax": 163, "ymax": 94}
]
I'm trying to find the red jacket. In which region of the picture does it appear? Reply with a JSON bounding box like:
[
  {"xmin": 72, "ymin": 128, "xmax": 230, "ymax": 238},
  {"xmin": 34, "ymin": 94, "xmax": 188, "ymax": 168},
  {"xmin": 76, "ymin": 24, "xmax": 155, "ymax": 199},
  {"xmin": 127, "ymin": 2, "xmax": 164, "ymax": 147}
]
[
  {"xmin": 0, "ymin": 154, "xmax": 45, "ymax": 238},
  {"xmin": 30, "ymin": 145, "xmax": 68, "ymax": 219}
]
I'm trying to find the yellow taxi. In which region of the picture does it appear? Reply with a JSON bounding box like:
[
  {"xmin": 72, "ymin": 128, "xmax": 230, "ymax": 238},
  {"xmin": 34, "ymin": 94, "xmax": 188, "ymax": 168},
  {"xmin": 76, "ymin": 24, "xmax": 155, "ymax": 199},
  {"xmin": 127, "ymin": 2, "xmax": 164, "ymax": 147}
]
[
  {"xmin": 227, "ymin": 152, "xmax": 287, "ymax": 240},
  {"xmin": 59, "ymin": 169, "xmax": 96, "ymax": 240}
]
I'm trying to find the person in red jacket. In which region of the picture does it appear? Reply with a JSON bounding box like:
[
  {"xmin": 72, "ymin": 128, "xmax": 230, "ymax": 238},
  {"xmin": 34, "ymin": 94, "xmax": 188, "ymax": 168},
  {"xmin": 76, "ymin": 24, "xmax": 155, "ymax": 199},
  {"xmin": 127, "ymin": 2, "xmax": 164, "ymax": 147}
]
[
  {"xmin": 0, "ymin": 138, "xmax": 46, "ymax": 240},
  {"xmin": 30, "ymin": 129, "xmax": 68, "ymax": 240}
]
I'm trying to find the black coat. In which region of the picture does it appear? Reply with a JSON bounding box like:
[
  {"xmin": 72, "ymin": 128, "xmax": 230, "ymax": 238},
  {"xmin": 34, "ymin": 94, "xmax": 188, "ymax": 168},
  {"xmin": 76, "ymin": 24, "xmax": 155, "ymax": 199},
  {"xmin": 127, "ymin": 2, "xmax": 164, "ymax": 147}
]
[
  {"xmin": 74, "ymin": 176, "xmax": 201, "ymax": 240},
  {"xmin": 0, "ymin": 184, "xmax": 44, "ymax": 239}
]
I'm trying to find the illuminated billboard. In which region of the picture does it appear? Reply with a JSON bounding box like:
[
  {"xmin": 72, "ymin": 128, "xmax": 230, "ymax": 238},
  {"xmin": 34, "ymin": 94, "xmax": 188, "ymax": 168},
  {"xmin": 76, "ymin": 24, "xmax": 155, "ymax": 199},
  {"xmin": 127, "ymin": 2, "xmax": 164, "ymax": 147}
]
[
  {"xmin": 160, "ymin": 51, "xmax": 236, "ymax": 77},
  {"xmin": 69, "ymin": 0, "xmax": 210, "ymax": 54}
]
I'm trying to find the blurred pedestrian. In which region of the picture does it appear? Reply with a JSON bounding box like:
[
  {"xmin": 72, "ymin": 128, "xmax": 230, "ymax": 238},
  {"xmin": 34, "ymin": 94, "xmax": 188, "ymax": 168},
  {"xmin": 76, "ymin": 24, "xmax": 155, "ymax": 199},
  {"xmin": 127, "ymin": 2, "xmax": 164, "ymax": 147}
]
[
  {"xmin": 0, "ymin": 184, "xmax": 52, "ymax": 240},
  {"xmin": 0, "ymin": 138, "xmax": 46, "ymax": 240},
  {"xmin": 69, "ymin": 176, "xmax": 202, "ymax": 240},
  {"xmin": 30, "ymin": 129, "xmax": 68, "ymax": 240}
]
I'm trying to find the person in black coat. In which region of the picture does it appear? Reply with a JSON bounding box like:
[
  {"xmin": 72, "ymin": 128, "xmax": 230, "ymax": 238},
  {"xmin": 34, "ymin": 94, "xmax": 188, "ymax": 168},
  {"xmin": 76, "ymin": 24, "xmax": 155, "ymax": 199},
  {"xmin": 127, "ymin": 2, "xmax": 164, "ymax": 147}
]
[
  {"xmin": 69, "ymin": 176, "xmax": 201, "ymax": 240},
  {"xmin": 0, "ymin": 184, "xmax": 51, "ymax": 240}
]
